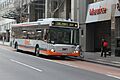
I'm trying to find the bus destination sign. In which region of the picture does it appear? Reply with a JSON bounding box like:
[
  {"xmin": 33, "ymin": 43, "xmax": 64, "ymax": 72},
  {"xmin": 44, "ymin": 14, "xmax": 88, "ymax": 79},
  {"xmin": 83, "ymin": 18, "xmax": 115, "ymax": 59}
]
[{"xmin": 52, "ymin": 21, "xmax": 78, "ymax": 27}]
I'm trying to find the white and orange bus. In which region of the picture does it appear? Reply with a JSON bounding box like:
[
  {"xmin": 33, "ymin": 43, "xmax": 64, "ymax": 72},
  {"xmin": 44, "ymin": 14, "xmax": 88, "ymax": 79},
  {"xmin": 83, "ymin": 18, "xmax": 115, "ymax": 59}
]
[{"xmin": 11, "ymin": 18, "xmax": 81, "ymax": 58}]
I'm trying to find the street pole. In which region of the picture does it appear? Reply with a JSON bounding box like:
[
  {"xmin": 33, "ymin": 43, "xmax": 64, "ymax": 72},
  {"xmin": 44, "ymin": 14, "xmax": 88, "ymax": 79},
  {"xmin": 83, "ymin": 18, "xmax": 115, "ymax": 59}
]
[
  {"xmin": 45, "ymin": 0, "xmax": 48, "ymax": 18},
  {"xmin": 27, "ymin": 2, "xmax": 30, "ymax": 22}
]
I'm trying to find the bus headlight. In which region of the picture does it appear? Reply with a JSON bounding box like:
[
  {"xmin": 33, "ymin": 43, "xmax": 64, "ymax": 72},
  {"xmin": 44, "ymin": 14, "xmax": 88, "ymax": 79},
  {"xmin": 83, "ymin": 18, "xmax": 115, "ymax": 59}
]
[
  {"xmin": 51, "ymin": 49, "xmax": 55, "ymax": 52},
  {"xmin": 74, "ymin": 51, "xmax": 79, "ymax": 53}
]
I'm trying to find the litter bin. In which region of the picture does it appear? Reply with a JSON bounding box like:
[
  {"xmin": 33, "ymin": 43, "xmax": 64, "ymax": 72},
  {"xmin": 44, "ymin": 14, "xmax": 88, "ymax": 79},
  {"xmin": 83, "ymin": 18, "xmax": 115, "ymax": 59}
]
[{"xmin": 115, "ymin": 37, "xmax": 120, "ymax": 57}]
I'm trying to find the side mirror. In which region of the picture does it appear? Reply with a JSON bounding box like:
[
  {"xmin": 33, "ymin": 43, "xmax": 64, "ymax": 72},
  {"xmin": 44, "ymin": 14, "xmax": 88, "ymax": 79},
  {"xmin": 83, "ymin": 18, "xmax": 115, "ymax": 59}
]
[
  {"xmin": 51, "ymin": 41, "xmax": 55, "ymax": 44},
  {"xmin": 74, "ymin": 43, "xmax": 78, "ymax": 46}
]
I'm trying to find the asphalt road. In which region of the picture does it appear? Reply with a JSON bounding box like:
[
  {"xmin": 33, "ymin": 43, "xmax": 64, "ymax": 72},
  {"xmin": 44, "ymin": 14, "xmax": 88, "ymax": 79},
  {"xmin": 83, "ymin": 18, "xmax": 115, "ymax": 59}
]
[{"xmin": 0, "ymin": 46, "xmax": 119, "ymax": 80}]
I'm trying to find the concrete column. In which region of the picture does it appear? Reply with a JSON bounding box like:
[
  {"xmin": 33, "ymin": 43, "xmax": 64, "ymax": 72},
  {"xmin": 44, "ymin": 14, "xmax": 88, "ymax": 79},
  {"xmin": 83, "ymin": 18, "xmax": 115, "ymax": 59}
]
[
  {"xmin": 77, "ymin": 0, "xmax": 80, "ymax": 22},
  {"xmin": 111, "ymin": 4, "xmax": 116, "ymax": 54},
  {"xmin": 80, "ymin": 24, "xmax": 87, "ymax": 51},
  {"xmin": 66, "ymin": 0, "xmax": 71, "ymax": 19},
  {"xmin": 28, "ymin": 3, "xmax": 30, "ymax": 22},
  {"xmin": 29, "ymin": 3, "xmax": 35, "ymax": 21},
  {"xmin": 71, "ymin": 0, "xmax": 77, "ymax": 21},
  {"xmin": 71, "ymin": 0, "xmax": 75, "ymax": 20},
  {"xmin": 63, "ymin": 0, "xmax": 69, "ymax": 18},
  {"xmin": 45, "ymin": 0, "xmax": 48, "ymax": 18},
  {"xmin": 114, "ymin": 17, "xmax": 120, "ymax": 56},
  {"xmin": 79, "ymin": 0, "xmax": 87, "ymax": 51}
]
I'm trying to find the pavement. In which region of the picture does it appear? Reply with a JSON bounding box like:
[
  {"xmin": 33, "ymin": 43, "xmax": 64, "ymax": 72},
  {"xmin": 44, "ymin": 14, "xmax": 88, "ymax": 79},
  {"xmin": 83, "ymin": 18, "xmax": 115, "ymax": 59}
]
[
  {"xmin": 0, "ymin": 41, "xmax": 10, "ymax": 46},
  {"xmin": 82, "ymin": 52, "xmax": 120, "ymax": 68},
  {"xmin": 0, "ymin": 40, "xmax": 120, "ymax": 68}
]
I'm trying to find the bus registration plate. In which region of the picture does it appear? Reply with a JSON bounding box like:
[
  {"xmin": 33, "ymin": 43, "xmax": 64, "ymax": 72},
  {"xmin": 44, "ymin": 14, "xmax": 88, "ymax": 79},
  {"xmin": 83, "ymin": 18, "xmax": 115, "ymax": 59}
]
[{"xmin": 62, "ymin": 53, "xmax": 67, "ymax": 55}]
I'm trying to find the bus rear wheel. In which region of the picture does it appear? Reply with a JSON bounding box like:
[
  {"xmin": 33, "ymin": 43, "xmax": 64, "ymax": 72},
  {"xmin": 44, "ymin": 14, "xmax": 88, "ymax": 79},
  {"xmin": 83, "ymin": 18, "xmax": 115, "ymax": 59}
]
[
  {"xmin": 35, "ymin": 47, "xmax": 40, "ymax": 57},
  {"xmin": 15, "ymin": 42, "xmax": 19, "ymax": 52}
]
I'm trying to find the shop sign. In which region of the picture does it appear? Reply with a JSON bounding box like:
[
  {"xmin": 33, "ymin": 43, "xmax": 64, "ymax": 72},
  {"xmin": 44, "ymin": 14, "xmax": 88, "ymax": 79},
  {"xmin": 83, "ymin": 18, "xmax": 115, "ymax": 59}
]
[
  {"xmin": 117, "ymin": 0, "xmax": 120, "ymax": 11},
  {"xmin": 89, "ymin": 6, "xmax": 107, "ymax": 15}
]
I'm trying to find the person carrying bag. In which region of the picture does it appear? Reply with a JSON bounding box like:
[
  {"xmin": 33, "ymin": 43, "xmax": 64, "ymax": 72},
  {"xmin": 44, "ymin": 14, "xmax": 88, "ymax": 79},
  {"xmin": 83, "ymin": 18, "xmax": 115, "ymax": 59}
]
[{"xmin": 101, "ymin": 39, "xmax": 108, "ymax": 57}]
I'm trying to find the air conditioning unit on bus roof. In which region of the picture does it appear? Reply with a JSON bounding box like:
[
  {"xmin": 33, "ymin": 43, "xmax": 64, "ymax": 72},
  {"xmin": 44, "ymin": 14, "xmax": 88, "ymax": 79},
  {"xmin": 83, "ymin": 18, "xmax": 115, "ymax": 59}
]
[{"xmin": 37, "ymin": 18, "xmax": 76, "ymax": 25}]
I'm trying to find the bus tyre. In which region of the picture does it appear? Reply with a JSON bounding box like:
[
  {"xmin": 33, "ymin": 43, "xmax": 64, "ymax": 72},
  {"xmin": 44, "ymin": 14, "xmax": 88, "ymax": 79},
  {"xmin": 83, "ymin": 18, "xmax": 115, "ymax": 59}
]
[{"xmin": 35, "ymin": 47, "xmax": 40, "ymax": 57}]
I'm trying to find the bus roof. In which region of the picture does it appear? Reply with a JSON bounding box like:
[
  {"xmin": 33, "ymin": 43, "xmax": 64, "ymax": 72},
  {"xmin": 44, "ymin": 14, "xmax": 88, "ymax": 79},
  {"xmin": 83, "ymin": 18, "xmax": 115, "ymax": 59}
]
[
  {"xmin": 37, "ymin": 18, "xmax": 76, "ymax": 25},
  {"xmin": 12, "ymin": 18, "xmax": 78, "ymax": 27},
  {"xmin": 12, "ymin": 22, "xmax": 39, "ymax": 27}
]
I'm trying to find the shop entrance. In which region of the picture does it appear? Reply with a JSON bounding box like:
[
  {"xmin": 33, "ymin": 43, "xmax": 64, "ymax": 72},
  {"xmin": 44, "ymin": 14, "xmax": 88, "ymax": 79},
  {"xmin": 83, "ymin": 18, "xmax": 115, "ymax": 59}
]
[{"xmin": 86, "ymin": 21, "xmax": 111, "ymax": 52}]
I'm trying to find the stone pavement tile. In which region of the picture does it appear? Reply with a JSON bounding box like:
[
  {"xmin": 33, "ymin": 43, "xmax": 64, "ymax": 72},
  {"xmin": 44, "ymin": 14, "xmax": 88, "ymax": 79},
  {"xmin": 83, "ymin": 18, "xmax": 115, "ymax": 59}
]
[
  {"xmin": 83, "ymin": 52, "xmax": 120, "ymax": 68},
  {"xmin": 0, "ymin": 41, "xmax": 10, "ymax": 46}
]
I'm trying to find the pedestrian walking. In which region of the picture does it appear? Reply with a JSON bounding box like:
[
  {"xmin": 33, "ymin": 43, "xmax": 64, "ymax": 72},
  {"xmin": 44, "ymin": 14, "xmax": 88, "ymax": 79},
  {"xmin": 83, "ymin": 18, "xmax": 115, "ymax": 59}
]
[{"xmin": 101, "ymin": 39, "xmax": 108, "ymax": 57}]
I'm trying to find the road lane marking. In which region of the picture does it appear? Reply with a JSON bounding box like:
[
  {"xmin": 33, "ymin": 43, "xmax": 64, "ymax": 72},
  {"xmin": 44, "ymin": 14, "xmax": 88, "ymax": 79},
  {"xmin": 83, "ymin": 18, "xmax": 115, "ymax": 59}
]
[
  {"xmin": 106, "ymin": 74, "xmax": 120, "ymax": 79},
  {"xmin": 10, "ymin": 59, "xmax": 42, "ymax": 72}
]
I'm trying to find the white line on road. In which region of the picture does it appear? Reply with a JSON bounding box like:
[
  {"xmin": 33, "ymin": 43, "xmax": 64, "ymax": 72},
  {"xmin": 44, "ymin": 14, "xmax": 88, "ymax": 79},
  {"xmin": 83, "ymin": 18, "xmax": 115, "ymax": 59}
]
[
  {"xmin": 106, "ymin": 74, "xmax": 120, "ymax": 79},
  {"xmin": 10, "ymin": 59, "xmax": 42, "ymax": 72}
]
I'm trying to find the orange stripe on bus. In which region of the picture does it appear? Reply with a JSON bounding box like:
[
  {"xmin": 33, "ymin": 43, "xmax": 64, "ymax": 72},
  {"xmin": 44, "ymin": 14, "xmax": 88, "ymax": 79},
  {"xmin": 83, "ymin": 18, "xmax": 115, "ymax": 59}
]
[
  {"xmin": 18, "ymin": 45, "xmax": 80, "ymax": 57},
  {"xmin": 40, "ymin": 50, "xmax": 80, "ymax": 56}
]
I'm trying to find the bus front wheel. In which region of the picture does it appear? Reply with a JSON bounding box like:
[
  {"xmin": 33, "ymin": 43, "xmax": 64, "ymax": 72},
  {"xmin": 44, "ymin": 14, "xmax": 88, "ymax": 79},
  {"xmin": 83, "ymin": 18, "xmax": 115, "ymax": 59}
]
[
  {"xmin": 60, "ymin": 56, "xmax": 66, "ymax": 59},
  {"xmin": 35, "ymin": 47, "xmax": 40, "ymax": 57}
]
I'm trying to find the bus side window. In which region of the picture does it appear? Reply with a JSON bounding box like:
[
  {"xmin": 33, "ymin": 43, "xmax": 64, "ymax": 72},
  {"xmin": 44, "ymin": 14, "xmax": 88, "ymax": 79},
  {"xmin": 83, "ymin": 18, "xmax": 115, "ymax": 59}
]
[
  {"xmin": 36, "ymin": 29, "xmax": 43, "ymax": 40},
  {"xmin": 44, "ymin": 33, "xmax": 48, "ymax": 40},
  {"xmin": 26, "ymin": 34, "xmax": 29, "ymax": 39}
]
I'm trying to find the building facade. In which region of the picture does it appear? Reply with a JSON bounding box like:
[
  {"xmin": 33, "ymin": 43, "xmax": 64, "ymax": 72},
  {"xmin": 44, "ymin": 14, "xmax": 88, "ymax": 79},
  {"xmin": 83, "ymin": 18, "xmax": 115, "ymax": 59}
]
[
  {"xmin": 85, "ymin": 0, "xmax": 120, "ymax": 55},
  {"xmin": 0, "ymin": 0, "xmax": 16, "ymax": 42},
  {"xmin": 0, "ymin": 0, "xmax": 45, "ymax": 42},
  {"xmin": 13, "ymin": 0, "xmax": 45, "ymax": 22}
]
